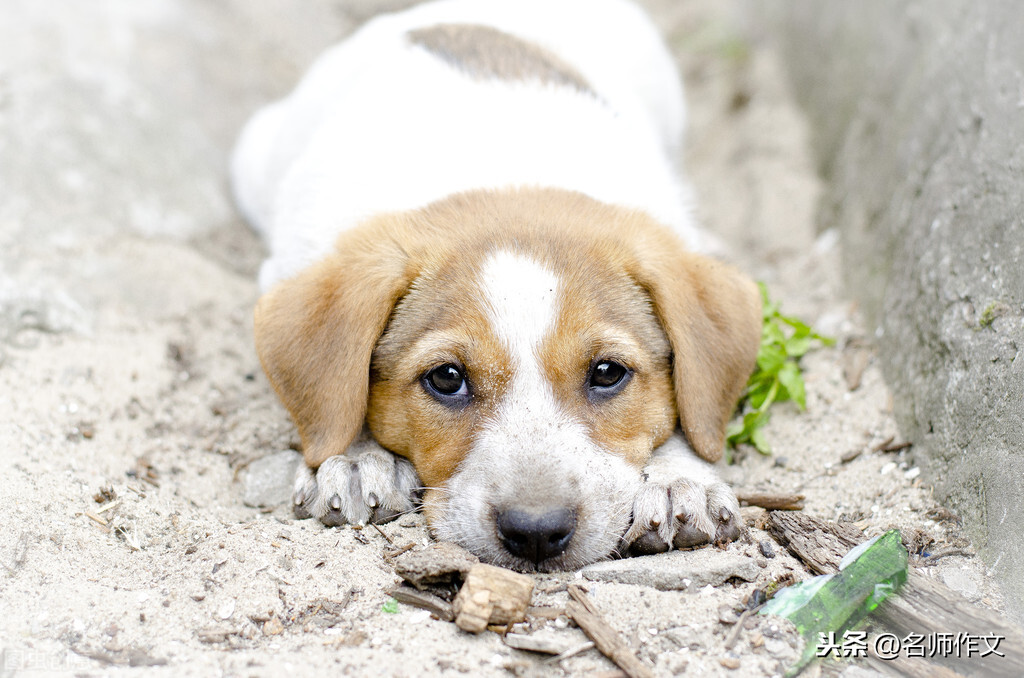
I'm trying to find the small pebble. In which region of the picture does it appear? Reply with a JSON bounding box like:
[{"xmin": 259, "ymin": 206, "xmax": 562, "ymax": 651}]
[
  {"xmin": 217, "ymin": 599, "xmax": 235, "ymax": 620},
  {"xmin": 263, "ymin": 616, "xmax": 284, "ymax": 636},
  {"xmin": 718, "ymin": 606, "xmax": 740, "ymax": 625},
  {"xmin": 758, "ymin": 540, "xmax": 775, "ymax": 559},
  {"xmin": 720, "ymin": 657, "xmax": 741, "ymax": 669}
]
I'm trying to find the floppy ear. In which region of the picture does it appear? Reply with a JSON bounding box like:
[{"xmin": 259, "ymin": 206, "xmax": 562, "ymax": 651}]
[
  {"xmin": 254, "ymin": 217, "xmax": 419, "ymax": 468},
  {"xmin": 630, "ymin": 231, "xmax": 761, "ymax": 462}
]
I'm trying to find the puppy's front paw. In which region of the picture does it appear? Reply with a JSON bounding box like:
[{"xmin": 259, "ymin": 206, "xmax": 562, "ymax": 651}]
[
  {"xmin": 292, "ymin": 442, "xmax": 420, "ymax": 526},
  {"xmin": 623, "ymin": 478, "xmax": 741, "ymax": 556}
]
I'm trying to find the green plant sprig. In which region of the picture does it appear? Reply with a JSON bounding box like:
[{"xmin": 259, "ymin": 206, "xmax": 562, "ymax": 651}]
[{"xmin": 726, "ymin": 283, "xmax": 834, "ymax": 455}]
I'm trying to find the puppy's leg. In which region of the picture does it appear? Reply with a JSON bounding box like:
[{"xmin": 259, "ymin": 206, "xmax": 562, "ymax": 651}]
[
  {"xmin": 292, "ymin": 432, "xmax": 421, "ymax": 526},
  {"xmin": 623, "ymin": 432, "xmax": 741, "ymax": 554}
]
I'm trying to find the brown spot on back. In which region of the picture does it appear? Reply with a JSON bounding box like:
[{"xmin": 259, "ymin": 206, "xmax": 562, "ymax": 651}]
[{"xmin": 407, "ymin": 23, "xmax": 594, "ymax": 94}]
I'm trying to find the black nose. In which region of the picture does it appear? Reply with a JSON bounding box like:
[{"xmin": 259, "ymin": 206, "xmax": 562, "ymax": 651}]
[{"xmin": 496, "ymin": 508, "xmax": 576, "ymax": 564}]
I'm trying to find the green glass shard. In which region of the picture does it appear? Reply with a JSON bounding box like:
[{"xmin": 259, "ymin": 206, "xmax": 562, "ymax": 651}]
[{"xmin": 759, "ymin": 529, "xmax": 908, "ymax": 676}]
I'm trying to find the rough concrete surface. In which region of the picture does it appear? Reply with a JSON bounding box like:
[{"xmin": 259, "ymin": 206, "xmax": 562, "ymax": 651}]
[
  {"xmin": 744, "ymin": 0, "xmax": 1024, "ymax": 624},
  {"xmin": 0, "ymin": 1, "xmax": 1015, "ymax": 676}
]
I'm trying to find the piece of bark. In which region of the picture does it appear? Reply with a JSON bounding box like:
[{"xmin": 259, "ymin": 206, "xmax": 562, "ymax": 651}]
[
  {"xmin": 874, "ymin": 575, "xmax": 1024, "ymax": 677},
  {"xmin": 392, "ymin": 542, "xmax": 479, "ymax": 590},
  {"xmin": 503, "ymin": 632, "xmax": 589, "ymax": 655},
  {"xmin": 566, "ymin": 585, "xmax": 654, "ymax": 678},
  {"xmin": 736, "ymin": 491, "xmax": 805, "ymax": 511},
  {"xmin": 390, "ymin": 585, "xmax": 454, "ymax": 622},
  {"xmin": 766, "ymin": 511, "xmax": 862, "ymax": 575},
  {"xmin": 766, "ymin": 511, "xmax": 1024, "ymax": 677},
  {"xmin": 452, "ymin": 564, "xmax": 534, "ymax": 633}
]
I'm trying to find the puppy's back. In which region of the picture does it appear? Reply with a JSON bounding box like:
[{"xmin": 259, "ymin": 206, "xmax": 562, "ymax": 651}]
[{"xmin": 232, "ymin": 0, "xmax": 692, "ymax": 291}]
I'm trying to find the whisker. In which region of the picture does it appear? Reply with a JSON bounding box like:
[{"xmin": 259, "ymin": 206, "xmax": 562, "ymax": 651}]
[
  {"xmin": 388, "ymin": 506, "xmax": 422, "ymax": 519},
  {"xmin": 412, "ymin": 486, "xmax": 452, "ymax": 495}
]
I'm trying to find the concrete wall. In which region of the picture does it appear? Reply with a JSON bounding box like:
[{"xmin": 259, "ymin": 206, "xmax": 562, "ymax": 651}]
[{"xmin": 745, "ymin": 1, "xmax": 1024, "ymax": 622}]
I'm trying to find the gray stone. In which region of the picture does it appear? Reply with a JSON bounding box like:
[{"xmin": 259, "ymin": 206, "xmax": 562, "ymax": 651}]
[
  {"xmin": 745, "ymin": 0, "xmax": 1024, "ymax": 622},
  {"xmin": 393, "ymin": 542, "xmax": 480, "ymax": 590},
  {"xmin": 581, "ymin": 549, "xmax": 759, "ymax": 591},
  {"xmin": 240, "ymin": 450, "xmax": 302, "ymax": 508}
]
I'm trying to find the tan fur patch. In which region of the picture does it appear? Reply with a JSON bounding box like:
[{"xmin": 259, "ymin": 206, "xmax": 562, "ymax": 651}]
[{"xmin": 407, "ymin": 23, "xmax": 593, "ymax": 94}]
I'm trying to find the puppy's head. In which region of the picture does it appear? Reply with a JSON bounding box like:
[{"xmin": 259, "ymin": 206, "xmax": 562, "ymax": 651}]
[{"xmin": 255, "ymin": 189, "xmax": 759, "ymax": 571}]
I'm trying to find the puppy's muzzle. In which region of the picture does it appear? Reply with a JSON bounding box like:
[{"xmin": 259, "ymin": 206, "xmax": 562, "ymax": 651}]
[{"xmin": 496, "ymin": 507, "xmax": 577, "ymax": 565}]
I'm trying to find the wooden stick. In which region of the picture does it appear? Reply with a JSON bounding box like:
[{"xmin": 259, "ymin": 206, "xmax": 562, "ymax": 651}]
[
  {"xmin": 735, "ymin": 491, "xmax": 805, "ymax": 511},
  {"xmin": 390, "ymin": 586, "xmax": 454, "ymax": 622},
  {"xmin": 503, "ymin": 633, "xmax": 591, "ymax": 656},
  {"xmin": 566, "ymin": 585, "xmax": 653, "ymax": 678},
  {"xmin": 840, "ymin": 448, "xmax": 864, "ymax": 464},
  {"xmin": 544, "ymin": 640, "xmax": 598, "ymax": 664},
  {"xmin": 95, "ymin": 499, "xmax": 121, "ymax": 514},
  {"xmin": 920, "ymin": 547, "xmax": 972, "ymax": 565},
  {"xmin": 383, "ymin": 542, "xmax": 416, "ymax": 560},
  {"xmin": 722, "ymin": 607, "xmax": 759, "ymax": 650},
  {"xmin": 370, "ymin": 523, "xmax": 394, "ymax": 544},
  {"xmin": 83, "ymin": 510, "xmax": 108, "ymax": 526}
]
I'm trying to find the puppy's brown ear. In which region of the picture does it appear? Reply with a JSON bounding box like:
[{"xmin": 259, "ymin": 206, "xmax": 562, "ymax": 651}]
[
  {"xmin": 254, "ymin": 216, "xmax": 418, "ymax": 468},
  {"xmin": 630, "ymin": 229, "xmax": 761, "ymax": 462}
]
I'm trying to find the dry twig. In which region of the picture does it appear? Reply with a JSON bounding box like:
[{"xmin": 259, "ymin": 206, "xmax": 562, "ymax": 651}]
[
  {"xmin": 566, "ymin": 585, "xmax": 653, "ymax": 678},
  {"xmin": 736, "ymin": 491, "xmax": 804, "ymax": 511}
]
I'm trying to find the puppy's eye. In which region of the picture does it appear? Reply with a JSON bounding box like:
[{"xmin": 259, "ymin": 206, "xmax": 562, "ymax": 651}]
[
  {"xmin": 588, "ymin": 360, "xmax": 631, "ymax": 399},
  {"xmin": 422, "ymin": 363, "xmax": 470, "ymax": 404}
]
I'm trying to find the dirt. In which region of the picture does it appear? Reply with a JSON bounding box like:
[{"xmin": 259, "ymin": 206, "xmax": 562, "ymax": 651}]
[{"xmin": 0, "ymin": 1, "xmax": 1008, "ymax": 677}]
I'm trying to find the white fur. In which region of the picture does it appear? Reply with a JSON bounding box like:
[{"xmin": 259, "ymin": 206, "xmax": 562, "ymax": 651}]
[
  {"xmin": 479, "ymin": 250, "xmax": 559, "ymax": 367},
  {"xmin": 293, "ymin": 434, "xmax": 419, "ymax": 525},
  {"xmin": 231, "ymin": 0, "xmax": 702, "ymax": 291},
  {"xmin": 624, "ymin": 432, "xmax": 741, "ymax": 549}
]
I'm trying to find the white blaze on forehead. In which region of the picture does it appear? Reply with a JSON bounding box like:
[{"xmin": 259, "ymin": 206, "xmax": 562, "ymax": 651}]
[{"xmin": 479, "ymin": 250, "xmax": 560, "ymax": 364}]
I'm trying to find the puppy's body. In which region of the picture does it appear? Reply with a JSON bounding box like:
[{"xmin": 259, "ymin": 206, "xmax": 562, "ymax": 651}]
[
  {"xmin": 233, "ymin": 0, "xmax": 761, "ymax": 571},
  {"xmin": 233, "ymin": 0, "xmax": 703, "ymax": 291}
]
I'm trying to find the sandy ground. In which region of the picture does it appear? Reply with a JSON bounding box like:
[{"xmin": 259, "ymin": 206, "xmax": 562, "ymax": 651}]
[{"xmin": 0, "ymin": 1, "xmax": 1009, "ymax": 676}]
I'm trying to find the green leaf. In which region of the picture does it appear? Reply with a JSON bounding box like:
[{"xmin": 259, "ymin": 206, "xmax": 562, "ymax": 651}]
[
  {"xmin": 750, "ymin": 427, "xmax": 772, "ymax": 454},
  {"xmin": 747, "ymin": 381, "xmax": 774, "ymax": 410},
  {"xmin": 381, "ymin": 597, "xmax": 399, "ymax": 614},
  {"xmin": 784, "ymin": 335, "xmax": 812, "ymax": 358},
  {"xmin": 778, "ymin": 314, "xmax": 812, "ymax": 336},
  {"xmin": 762, "ymin": 322, "xmax": 786, "ymax": 346},
  {"xmin": 727, "ymin": 282, "xmax": 833, "ymax": 458},
  {"xmin": 725, "ymin": 419, "xmax": 745, "ymax": 440},
  {"xmin": 777, "ymin": 362, "xmax": 806, "ymax": 409},
  {"xmin": 743, "ymin": 408, "xmax": 771, "ymax": 432},
  {"xmin": 757, "ymin": 344, "xmax": 787, "ymax": 373}
]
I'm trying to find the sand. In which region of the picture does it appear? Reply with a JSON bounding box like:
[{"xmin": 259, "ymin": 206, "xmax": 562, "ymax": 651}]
[{"xmin": 0, "ymin": 1, "xmax": 1007, "ymax": 676}]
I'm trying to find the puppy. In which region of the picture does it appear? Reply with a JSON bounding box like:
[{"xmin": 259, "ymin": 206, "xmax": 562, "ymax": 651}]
[{"xmin": 232, "ymin": 0, "xmax": 761, "ymax": 572}]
